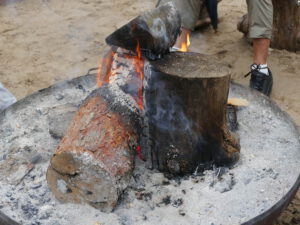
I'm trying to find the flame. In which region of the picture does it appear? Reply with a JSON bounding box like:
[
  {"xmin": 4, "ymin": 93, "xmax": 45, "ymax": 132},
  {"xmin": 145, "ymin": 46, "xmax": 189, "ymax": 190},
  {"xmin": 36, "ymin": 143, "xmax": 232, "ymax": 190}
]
[
  {"xmin": 178, "ymin": 33, "xmax": 190, "ymax": 52},
  {"xmin": 132, "ymin": 42, "xmax": 144, "ymax": 110},
  {"xmin": 96, "ymin": 42, "xmax": 144, "ymax": 111},
  {"xmin": 96, "ymin": 49, "xmax": 115, "ymax": 87}
]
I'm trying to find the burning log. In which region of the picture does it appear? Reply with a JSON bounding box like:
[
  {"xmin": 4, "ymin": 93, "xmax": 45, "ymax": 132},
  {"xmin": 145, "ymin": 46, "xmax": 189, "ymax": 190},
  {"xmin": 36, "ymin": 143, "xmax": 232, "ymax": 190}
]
[
  {"xmin": 46, "ymin": 84, "xmax": 140, "ymax": 212},
  {"xmin": 105, "ymin": 2, "xmax": 181, "ymax": 59},
  {"xmin": 144, "ymin": 52, "xmax": 240, "ymax": 174}
]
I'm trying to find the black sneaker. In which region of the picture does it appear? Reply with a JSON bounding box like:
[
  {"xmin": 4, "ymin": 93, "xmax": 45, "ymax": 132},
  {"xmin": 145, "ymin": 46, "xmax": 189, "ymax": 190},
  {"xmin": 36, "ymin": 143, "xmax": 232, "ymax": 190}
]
[{"xmin": 244, "ymin": 64, "xmax": 273, "ymax": 96}]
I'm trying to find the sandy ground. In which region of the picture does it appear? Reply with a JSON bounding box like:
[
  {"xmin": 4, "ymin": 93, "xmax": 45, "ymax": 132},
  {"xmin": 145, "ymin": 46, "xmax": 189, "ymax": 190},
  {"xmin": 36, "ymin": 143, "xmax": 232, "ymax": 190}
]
[{"xmin": 0, "ymin": 0, "xmax": 299, "ymax": 224}]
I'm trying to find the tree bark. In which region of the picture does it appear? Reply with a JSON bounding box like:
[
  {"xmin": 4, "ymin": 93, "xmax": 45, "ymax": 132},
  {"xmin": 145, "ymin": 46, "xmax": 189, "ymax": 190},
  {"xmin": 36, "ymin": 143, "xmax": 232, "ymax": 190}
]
[
  {"xmin": 143, "ymin": 52, "xmax": 240, "ymax": 175},
  {"xmin": 46, "ymin": 85, "xmax": 140, "ymax": 212},
  {"xmin": 237, "ymin": 0, "xmax": 300, "ymax": 51},
  {"xmin": 272, "ymin": 0, "xmax": 300, "ymax": 51}
]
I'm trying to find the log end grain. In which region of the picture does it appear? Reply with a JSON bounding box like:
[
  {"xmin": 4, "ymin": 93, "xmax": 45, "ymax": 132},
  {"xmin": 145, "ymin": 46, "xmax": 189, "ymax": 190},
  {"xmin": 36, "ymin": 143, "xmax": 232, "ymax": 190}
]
[
  {"xmin": 151, "ymin": 52, "xmax": 230, "ymax": 78},
  {"xmin": 47, "ymin": 152, "xmax": 121, "ymax": 212}
]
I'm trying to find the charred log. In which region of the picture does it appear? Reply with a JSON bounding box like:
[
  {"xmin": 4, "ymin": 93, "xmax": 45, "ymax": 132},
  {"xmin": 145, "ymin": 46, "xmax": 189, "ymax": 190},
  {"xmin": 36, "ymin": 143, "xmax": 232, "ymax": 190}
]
[
  {"xmin": 105, "ymin": 2, "xmax": 181, "ymax": 59},
  {"xmin": 46, "ymin": 84, "xmax": 140, "ymax": 212},
  {"xmin": 144, "ymin": 52, "xmax": 240, "ymax": 174}
]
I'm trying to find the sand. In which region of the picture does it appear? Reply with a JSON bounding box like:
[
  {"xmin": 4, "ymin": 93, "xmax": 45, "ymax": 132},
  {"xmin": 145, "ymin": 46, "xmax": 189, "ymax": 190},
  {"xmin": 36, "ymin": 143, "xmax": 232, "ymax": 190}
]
[{"xmin": 0, "ymin": 0, "xmax": 299, "ymax": 224}]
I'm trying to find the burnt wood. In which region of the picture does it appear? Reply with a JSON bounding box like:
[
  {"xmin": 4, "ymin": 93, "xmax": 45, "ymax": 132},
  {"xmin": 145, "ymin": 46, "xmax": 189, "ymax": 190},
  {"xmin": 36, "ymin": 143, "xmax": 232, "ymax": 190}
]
[
  {"xmin": 144, "ymin": 52, "xmax": 240, "ymax": 174},
  {"xmin": 105, "ymin": 2, "xmax": 181, "ymax": 59},
  {"xmin": 47, "ymin": 84, "xmax": 140, "ymax": 212}
]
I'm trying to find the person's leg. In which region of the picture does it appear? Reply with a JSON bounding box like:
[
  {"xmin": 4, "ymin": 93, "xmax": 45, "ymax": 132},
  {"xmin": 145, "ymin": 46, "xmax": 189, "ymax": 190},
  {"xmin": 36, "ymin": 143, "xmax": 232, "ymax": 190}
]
[
  {"xmin": 253, "ymin": 38, "xmax": 270, "ymax": 65},
  {"xmin": 246, "ymin": 0, "xmax": 273, "ymax": 96}
]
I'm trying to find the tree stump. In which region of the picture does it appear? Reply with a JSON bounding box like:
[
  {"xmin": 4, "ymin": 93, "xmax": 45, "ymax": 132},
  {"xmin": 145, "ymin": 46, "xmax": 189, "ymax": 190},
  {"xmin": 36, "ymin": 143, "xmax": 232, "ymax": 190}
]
[
  {"xmin": 272, "ymin": 0, "xmax": 300, "ymax": 51},
  {"xmin": 46, "ymin": 84, "xmax": 140, "ymax": 212},
  {"xmin": 144, "ymin": 52, "xmax": 240, "ymax": 174},
  {"xmin": 237, "ymin": 0, "xmax": 300, "ymax": 51}
]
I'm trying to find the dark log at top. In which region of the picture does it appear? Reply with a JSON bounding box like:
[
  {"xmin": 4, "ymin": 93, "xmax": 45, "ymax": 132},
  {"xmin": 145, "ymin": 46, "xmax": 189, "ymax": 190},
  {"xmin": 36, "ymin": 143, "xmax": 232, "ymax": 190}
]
[
  {"xmin": 105, "ymin": 2, "xmax": 181, "ymax": 59},
  {"xmin": 144, "ymin": 52, "xmax": 240, "ymax": 174}
]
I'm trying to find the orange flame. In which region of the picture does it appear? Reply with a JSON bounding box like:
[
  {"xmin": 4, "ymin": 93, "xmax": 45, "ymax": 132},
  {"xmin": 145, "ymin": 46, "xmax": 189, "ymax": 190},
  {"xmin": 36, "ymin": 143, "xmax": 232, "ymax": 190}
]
[
  {"xmin": 96, "ymin": 43, "xmax": 144, "ymax": 111},
  {"xmin": 178, "ymin": 33, "xmax": 190, "ymax": 52},
  {"xmin": 96, "ymin": 49, "xmax": 115, "ymax": 88},
  {"xmin": 133, "ymin": 42, "xmax": 144, "ymax": 110}
]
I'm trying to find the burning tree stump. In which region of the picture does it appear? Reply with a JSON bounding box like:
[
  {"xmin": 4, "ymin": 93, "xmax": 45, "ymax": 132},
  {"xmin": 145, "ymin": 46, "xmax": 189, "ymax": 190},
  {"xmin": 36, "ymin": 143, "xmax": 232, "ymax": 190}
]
[
  {"xmin": 238, "ymin": 0, "xmax": 300, "ymax": 51},
  {"xmin": 144, "ymin": 52, "xmax": 240, "ymax": 174},
  {"xmin": 46, "ymin": 84, "xmax": 140, "ymax": 212}
]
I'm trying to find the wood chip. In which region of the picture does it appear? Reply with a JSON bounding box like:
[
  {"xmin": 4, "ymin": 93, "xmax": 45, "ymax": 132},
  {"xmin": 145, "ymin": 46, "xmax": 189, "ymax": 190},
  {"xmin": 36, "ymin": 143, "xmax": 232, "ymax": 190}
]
[{"xmin": 227, "ymin": 98, "xmax": 249, "ymax": 107}]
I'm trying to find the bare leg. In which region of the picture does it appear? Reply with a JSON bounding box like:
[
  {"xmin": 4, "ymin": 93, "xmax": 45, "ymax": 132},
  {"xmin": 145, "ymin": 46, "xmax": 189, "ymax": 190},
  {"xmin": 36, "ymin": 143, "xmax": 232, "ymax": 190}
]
[
  {"xmin": 253, "ymin": 38, "xmax": 270, "ymax": 65},
  {"xmin": 249, "ymin": 38, "xmax": 273, "ymax": 97}
]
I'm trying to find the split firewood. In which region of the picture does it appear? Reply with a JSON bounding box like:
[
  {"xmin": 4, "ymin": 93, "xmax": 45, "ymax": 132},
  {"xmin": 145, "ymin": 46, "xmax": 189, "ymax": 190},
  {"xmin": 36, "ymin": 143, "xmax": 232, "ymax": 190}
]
[
  {"xmin": 144, "ymin": 52, "xmax": 240, "ymax": 174},
  {"xmin": 227, "ymin": 98, "xmax": 249, "ymax": 107},
  {"xmin": 47, "ymin": 84, "xmax": 140, "ymax": 212},
  {"xmin": 105, "ymin": 2, "xmax": 181, "ymax": 59}
]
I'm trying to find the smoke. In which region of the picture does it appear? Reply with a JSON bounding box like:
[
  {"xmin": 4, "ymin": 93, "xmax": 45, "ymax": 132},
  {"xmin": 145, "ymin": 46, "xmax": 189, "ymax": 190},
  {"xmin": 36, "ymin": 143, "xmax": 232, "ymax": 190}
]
[
  {"xmin": 143, "ymin": 66, "xmax": 193, "ymax": 134},
  {"xmin": 145, "ymin": 75, "xmax": 192, "ymax": 133}
]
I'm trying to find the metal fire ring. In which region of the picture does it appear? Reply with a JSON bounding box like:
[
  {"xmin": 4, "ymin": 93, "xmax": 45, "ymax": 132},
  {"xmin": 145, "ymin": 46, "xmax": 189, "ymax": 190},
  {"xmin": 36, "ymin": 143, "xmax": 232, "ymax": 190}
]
[{"xmin": 0, "ymin": 74, "xmax": 299, "ymax": 225}]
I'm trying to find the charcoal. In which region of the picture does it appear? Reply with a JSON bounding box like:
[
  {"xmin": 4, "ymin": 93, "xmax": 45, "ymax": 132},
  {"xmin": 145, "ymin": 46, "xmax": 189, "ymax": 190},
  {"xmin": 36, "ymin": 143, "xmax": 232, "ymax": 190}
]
[{"xmin": 105, "ymin": 2, "xmax": 181, "ymax": 59}]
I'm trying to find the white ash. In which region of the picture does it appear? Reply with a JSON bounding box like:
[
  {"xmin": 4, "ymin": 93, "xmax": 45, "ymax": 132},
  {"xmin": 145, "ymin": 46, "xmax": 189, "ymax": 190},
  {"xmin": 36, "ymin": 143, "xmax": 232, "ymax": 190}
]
[
  {"xmin": 0, "ymin": 75, "xmax": 299, "ymax": 225},
  {"xmin": 56, "ymin": 180, "xmax": 68, "ymax": 194}
]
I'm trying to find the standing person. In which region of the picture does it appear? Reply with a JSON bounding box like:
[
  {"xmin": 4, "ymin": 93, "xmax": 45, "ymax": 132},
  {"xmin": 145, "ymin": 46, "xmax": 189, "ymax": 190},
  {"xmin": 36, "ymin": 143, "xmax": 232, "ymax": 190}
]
[
  {"xmin": 157, "ymin": 0, "xmax": 273, "ymax": 96},
  {"xmin": 244, "ymin": 0, "xmax": 273, "ymax": 96}
]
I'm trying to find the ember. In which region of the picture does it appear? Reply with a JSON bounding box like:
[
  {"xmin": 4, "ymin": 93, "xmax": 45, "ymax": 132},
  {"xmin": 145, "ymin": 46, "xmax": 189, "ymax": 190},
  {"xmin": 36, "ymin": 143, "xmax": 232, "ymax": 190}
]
[
  {"xmin": 0, "ymin": 2, "xmax": 299, "ymax": 225},
  {"xmin": 96, "ymin": 43, "xmax": 144, "ymax": 110},
  {"xmin": 96, "ymin": 49, "xmax": 115, "ymax": 87}
]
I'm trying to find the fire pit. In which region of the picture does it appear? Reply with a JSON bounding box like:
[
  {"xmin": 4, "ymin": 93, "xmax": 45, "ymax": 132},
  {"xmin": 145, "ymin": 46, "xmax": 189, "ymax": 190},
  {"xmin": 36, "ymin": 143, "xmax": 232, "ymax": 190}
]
[
  {"xmin": 1, "ymin": 3, "xmax": 300, "ymax": 225},
  {"xmin": 0, "ymin": 71, "xmax": 299, "ymax": 225}
]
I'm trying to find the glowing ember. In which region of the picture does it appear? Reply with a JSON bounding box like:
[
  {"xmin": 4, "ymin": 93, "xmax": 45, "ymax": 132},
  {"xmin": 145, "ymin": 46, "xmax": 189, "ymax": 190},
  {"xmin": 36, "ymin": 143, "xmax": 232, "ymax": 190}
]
[
  {"xmin": 178, "ymin": 33, "xmax": 190, "ymax": 52},
  {"xmin": 136, "ymin": 145, "xmax": 145, "ymax": 161},
  {"xmin": 96, "ymin": 49, "xmax": 115, "ymax": 87},
  {"xmin": 96, "ymin": 43, "xmax": 145, "ymax": 110}
]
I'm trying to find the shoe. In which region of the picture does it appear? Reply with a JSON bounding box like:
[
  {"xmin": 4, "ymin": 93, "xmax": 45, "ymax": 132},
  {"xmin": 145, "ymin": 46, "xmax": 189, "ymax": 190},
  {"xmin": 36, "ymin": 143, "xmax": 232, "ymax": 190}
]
[{"xmin": 244, "ymin": 64, "xmax": 273, "ymax": 96}]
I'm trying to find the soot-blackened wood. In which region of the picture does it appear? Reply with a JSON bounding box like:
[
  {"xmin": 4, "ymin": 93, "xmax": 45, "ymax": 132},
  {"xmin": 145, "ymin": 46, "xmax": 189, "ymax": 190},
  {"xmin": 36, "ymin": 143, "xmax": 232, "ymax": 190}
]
[
  {"xmin": 238, "ymin": 0, "xmax": 300, "ymax": 51},
  {"xmin": 105, "ymin": 2, "xmax": 181, "ymax": 59},
  {"xmin": 144, "ymin": 52, "xmax": 240, "ymax": 174},
  {"xmin": 47, "ymin": 84, "xmax": 140, "ymax": 212}
]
